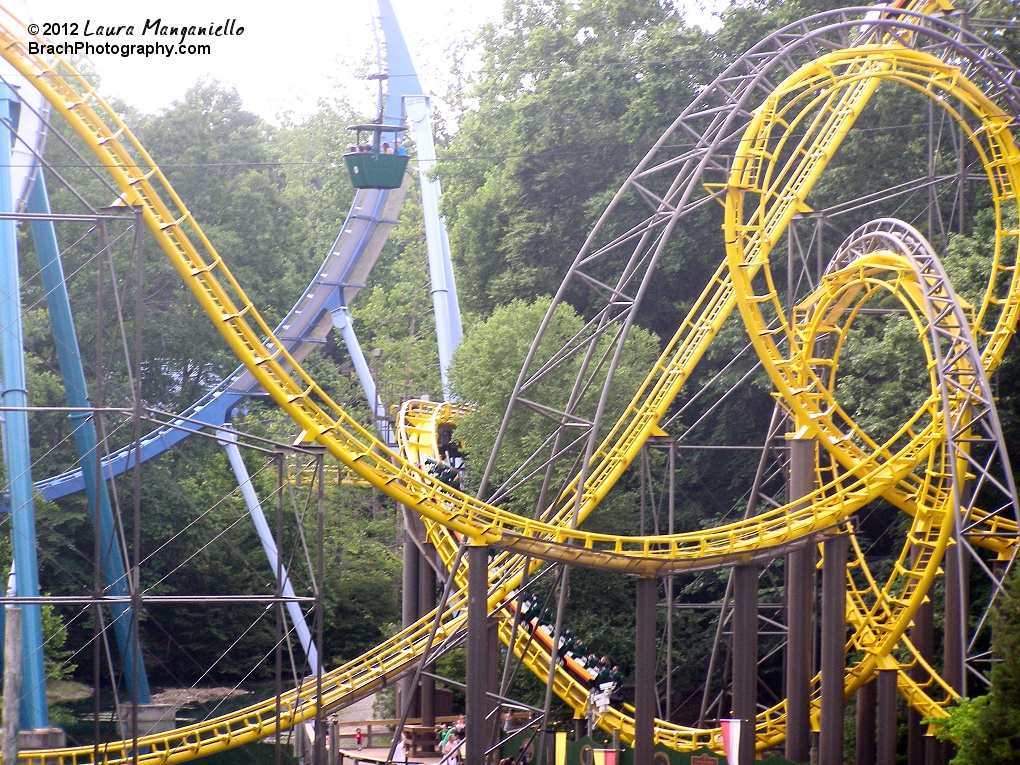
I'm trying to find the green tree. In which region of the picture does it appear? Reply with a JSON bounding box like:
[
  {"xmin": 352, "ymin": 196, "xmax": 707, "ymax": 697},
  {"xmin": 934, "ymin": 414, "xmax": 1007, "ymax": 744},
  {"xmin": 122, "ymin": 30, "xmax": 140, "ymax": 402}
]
[
  {"xmin": 450, "ymin": 296, "xmax": 659, "ymax": 513},
  {"xmin": 931, "ymin": 565, "xmax": 1020, "ymax": 763},
  {"xmin": 441, "ymin": 0, "xmax": 718, "ymax": 328}
]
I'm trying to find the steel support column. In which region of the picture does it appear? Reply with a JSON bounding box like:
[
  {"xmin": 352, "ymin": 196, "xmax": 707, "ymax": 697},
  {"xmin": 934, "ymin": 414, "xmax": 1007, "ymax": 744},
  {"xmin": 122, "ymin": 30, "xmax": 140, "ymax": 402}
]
[
  {"xmin": 331, "ymin": 307, "xmax": 391, "ymax": 444},
  {"xmin": 786, "ymin": 437, "xmax": 815, "ymax": 764},
  {"xmin": 877, "ymin": 668, "xmax": 897, "ymax": 765},
  {"xmin": 665, "ymin": 440, "xmax": 675, "ymax": 722},
  {"xmin": 855, "ymin": 676, "xmax": 876, "ymax": 765},
  {"xmin": 404, "ymin": 93, "xmax": 462, "ymax": 397},
  {"xmin": 419, "ymin": 544, "xmax": 437, "ymax": 730},
  {"xmin": 0, "ymin": 84, "xmax": 46, "ymax": 729},
  {"xmin": 466, "ymin": 544, "xmax": 489, "ymax": 765},
  {"xmin": 944, "ymin": 540, "xmax": 967, "ymax": 696},
  {"xmin": 219, "ymin": 427, "xmax": 318, "ymax": 671},
  {"xmin": 377, "ymin": 0, "xmax": 464, "ymax": 396},
  {"xmin": 634, "ymin": 576, "xmax": 657, "ymax": 765},
  {"xmin": 486, "ymin": 617, "xmax": 500, "ymax": 750},
  {"xmin": 401, "ymin": 521, "xmax": 421, "ymax": 718},
  {"xmin": 819, "ymin": 532, "xmax": 848, "ymax": 765},
  {"xmin": 939, "ymin": 538, "xmax": 966, "ymax": 765},
  {"xmin": 908, "ymin": 566, "xmax": 935, "ymax": 765},
  {"xmin": 732, "ymin": 565, "xmax": 757, "ymax": 765}
]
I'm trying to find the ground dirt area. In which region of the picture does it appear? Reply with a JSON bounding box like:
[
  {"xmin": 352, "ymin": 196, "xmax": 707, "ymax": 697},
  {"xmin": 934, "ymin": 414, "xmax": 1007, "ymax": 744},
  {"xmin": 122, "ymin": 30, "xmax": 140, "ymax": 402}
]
[
  {"xmin": 150, "ymin": 687, "xmax": 252, "ymax": 707},
  {"xmin": 47, "ymin": 679, "xmax": 92, "ymax": 703}
]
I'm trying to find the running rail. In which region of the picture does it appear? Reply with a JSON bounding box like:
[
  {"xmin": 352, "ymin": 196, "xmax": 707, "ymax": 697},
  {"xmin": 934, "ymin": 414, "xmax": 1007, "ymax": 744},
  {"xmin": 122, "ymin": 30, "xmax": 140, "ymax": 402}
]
[{"xmin": 35, "ymin": 183, "xmax": 407, "ymax": 500}]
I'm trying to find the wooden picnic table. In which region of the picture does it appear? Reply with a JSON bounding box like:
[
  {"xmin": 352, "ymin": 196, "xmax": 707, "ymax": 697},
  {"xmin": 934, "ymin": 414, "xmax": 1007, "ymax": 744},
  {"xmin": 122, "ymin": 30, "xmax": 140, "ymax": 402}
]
[{"xmin": 402, "ymin": 725, "xmax": 439, "ymax": 756}]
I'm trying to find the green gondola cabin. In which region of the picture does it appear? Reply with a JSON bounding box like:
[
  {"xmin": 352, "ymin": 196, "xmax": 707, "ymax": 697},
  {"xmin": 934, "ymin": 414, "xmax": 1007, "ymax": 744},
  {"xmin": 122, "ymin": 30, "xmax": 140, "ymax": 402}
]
[{"xmin": 344, "ymin": 123, "xmax": 409, "ymax": 189}]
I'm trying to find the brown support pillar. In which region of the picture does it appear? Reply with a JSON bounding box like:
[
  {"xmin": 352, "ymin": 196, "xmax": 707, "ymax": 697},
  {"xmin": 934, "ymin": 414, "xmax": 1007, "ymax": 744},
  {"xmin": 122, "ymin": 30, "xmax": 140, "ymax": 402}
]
[
  {"xmin": 819, "ymin": 532, "xmax": 847, "ymax": 765},
  {"xmin": 877, "ymin": 668, "xmax": 898, "ymax": 765},
  {"xmin": 2, "ymin": 606, "xmax": 21, "ymax": 765},
  {"xmin": 940, "ymin": 539, "xmax": 968, "ymax": 765},
  {"xmin": 466, "ymin": 545, "xmax": 489, "ymax": 765},
  {"xmin": 401, "ymin": 522, "xmax": 421, "ymax": 719},
  {"xmin": 419, "ymin": 545, "xmax": 437, "ymax": 731},
  {"xmin": 634, "ymin": 577, "xmax": 657, "ymax": 765},
  {"xmin": 944, "ymin": 540, "xmax": 967, "ymax": 696},
  {"xmin": 787, "ymin": 437, "xmax": 816, "ymax": 764},
  {"xmin": 487, "ymin": 617, "xmax": 500, "ymax": 750},
  {"xmin": 908, "ymin": 567, "xmax": 935, "ymax": 765},
  {"xmin": 855, "ymin": 676, "xmax": 875, "ymax": 765},
  {"xmin": 732, "ymin": 565, "xmax": 758, "ymax": 765}
]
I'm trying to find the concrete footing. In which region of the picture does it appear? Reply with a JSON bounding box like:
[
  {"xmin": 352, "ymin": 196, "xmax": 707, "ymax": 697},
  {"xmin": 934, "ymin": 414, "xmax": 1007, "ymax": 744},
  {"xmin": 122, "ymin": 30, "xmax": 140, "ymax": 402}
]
[
  {"xmin": 18, "ymin": 727, "xmax": 66, "ymax": 764},
  {"xmin": 117, "ymin": 704, "xmax": 179, "ymax": 739}
]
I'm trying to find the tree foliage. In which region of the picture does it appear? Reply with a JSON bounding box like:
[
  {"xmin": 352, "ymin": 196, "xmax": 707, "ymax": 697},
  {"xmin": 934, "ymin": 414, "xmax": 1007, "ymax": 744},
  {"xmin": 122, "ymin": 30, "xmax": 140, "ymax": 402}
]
[
  {"xmin": 931, "ymin": 565, "xmax": 1020, "ymax": 763},
  {"xmin": 441, "ymin": 0, "xmax": 718, "ymax": 328}
]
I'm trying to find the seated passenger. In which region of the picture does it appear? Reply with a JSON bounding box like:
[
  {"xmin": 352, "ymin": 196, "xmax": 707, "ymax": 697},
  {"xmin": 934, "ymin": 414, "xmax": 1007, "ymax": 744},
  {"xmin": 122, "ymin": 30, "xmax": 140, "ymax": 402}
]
[
  {"xmin": 438, "ymin": 464, "xmax": 461, "ymax": 489},
  {"xmin": 382, "ymin": 141, "xmax": 394, "ymax": 154},
  {"xmin": 610, "ymin": 665, "xmax": 624, "ymax": 692},
  {"xmin": 395, "ymin": 140, "xmax": 408, "ymax": 155}
]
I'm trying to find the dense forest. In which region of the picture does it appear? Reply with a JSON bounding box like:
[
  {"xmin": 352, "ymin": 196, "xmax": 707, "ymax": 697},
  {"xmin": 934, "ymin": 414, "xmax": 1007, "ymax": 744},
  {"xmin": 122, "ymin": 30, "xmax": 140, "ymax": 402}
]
[{"xmin": 5, "ymin": 0, "xmax": 1020, "ymax": 758}]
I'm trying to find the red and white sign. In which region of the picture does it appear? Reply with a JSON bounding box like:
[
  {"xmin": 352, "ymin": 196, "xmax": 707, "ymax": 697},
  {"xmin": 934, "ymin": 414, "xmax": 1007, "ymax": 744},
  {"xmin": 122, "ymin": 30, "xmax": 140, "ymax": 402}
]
[{"xmin": 720, "ymin": 719, "xmax": 742, "ymax": 765}]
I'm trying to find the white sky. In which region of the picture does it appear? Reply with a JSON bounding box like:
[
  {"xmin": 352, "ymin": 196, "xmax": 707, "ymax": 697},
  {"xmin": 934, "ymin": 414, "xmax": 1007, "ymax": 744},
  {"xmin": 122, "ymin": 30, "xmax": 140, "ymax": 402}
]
[
  {"xmin": 25, "ymin": 0, "xmax": 489, "ymax": 121},
  {"xmin": 24, "ymin": 0, "xmax": 725, "ymax": 123}
]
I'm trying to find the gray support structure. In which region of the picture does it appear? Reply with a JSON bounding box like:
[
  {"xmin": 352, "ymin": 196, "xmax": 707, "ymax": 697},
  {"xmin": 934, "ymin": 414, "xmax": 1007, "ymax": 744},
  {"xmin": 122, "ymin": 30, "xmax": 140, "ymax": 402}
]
[
  {"xmin": 634, "ymin": 577, "xmax": 657, "ymax": 765},
  {"xmin": 418, "ymin": 546, "xmax": 437, "ymax": 730},
  {"xmin": 487, "ymin": 618, "xmax": 500, "ymax": 750},
  {"xmin": 731, "ymin": 565, "xmax": 758, "ymax": 765},
  {"xmin": 944, "ymin": 541, "xmax": 967, "ymax": 696},
  {"xmin": 665, "ymin": 441, "xmax": 676, "ymax": 722},
  {"xmin": 2, "ymin": 606, "xmax": 20, "ymax": 765},
  {"xmin": 786, "ymin": 437, "xmax": 816, "ymax": 764},
  {"xmin": 908, "ymin": 563, "xmax": 935, "ymax": 765},
  {"xmin": 877, "ymin": 668, "xmax": 898, "ymax": 765},
  {"xmin": 466, "ymin": 545, "xmax": 489, "ymax": 765},
  {"xmin": 855, "ymin": 677, "xmax": 876, "ymax": 765},
  {"xmin": 401, "ymin": 524, "xmax": 421, "ymax": 718},
  {"xmin": 819, "ymin": 532, "xmax": 848, "ymax": 765}
]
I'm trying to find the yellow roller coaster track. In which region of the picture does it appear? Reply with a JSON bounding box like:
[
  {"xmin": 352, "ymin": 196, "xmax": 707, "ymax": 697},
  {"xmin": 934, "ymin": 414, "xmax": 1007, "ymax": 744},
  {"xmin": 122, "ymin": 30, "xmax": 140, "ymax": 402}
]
[
  {"xmin": 3, "ymin": 0, "xmax": 1017, "ymax": 760},
  {"xmin": 349, "ymin": 29, "xmax": 1017, "ymax": 758},
  {"xmin": 0, "ymin": 11, "xmax": 971, "ymax": 580},
  {"xmin": 394, "ymin": 254, "xmax": 969, "ymax": 753}
]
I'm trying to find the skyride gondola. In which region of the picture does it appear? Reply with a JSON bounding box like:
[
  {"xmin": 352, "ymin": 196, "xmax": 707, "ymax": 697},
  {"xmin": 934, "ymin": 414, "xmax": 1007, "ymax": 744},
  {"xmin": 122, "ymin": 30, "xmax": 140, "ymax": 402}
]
[
  {"xmin": 344, "ymin": 122, "xmax": 409, "ymax": 189},
  {"xmin": 344, "ymin": 73, "xmax": 410, "ymax": 189}
]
